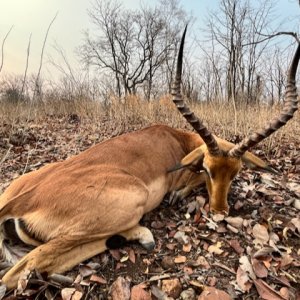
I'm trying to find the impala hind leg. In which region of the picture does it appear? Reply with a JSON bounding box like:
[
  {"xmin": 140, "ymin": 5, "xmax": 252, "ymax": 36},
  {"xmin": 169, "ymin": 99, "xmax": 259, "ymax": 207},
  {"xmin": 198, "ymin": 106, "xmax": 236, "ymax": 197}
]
[
  {"xmin": 1, "ymin": 225, "xmax": 154, "ymax": 290},
  {"xmin": 1, "ymin": 236, "xmax": 108, "ymax": 290}
]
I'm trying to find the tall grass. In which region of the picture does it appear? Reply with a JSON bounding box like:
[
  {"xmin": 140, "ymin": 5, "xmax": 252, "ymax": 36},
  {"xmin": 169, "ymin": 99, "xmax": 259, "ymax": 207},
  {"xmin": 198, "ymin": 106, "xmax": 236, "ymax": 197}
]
[{"xmin": 0, "ymin": 94, "xmax": 299, "ymax": 156}]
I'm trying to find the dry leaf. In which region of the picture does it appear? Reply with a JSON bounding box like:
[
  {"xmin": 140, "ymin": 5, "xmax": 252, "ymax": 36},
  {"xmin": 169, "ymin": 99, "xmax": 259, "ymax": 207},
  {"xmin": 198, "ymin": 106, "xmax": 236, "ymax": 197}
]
[
  {"xmin": 198, "ymin": 287, "xmax": 232, "ymax": 300},
  {"xmin": 225, "ymin": 216, "xmax": 243, "ymax": 229},
  {"xmin": 251, "ymin": 258, "xmax": 268, "ymax": 278},
  {"xmin": 228, "ymin": 239, "xmax": 244, "ymax": 254},
  {"xmin": 131, "ymin": 284, "xmax": 151, "ymax": 300},
  {"xmin": 252, "ymin": 224, "xmax": 269, "ymax": 246},
  {"xmin": 90, "ymin": 274, "xmax": 107, "ymax": 285},
  {"xmin": 128, "ymin": 248, "xmax": 136, "ymax": 264},
  {"xmin": 208, "ymin": 242, "xmax": 223, "ymax": 255},
  {"xmin": 61, "ymin": 288, "xmax": 83, "ymax": 300},
  {"xmin": 254, "ymin": 279, "xmax": 286, "ymax": 300},
  {"xmin": 174, "ymin": 255, "xmax": 187, "ymax": 263},
  {"xmin": 236, "ymin": 266, "xmax": 252, "ymax": 292},
  {"xmin": 239, "ymin": 256, "xmax": 256, "ymax": 280},
  {"xmin": 182, "ymin": 243, "xmax": 192, "ymax": 253}
]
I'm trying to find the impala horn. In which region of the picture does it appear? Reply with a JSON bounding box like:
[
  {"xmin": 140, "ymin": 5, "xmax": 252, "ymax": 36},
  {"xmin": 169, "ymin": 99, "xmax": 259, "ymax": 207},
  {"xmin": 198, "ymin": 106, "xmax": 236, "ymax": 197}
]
[
  {"xmin": 171, "ymin": 26, "xmax": 220, "ymax": 156},
  {"xmin": 229, "ymin": 42, "xmax": 300, "ymax": 158}
]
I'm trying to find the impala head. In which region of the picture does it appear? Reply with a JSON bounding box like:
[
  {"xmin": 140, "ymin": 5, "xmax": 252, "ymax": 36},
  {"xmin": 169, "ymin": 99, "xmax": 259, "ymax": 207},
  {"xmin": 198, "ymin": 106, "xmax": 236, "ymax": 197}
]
[{"xmin": 171, "ymin": 26, "xmax": 300, "ymax": 214}]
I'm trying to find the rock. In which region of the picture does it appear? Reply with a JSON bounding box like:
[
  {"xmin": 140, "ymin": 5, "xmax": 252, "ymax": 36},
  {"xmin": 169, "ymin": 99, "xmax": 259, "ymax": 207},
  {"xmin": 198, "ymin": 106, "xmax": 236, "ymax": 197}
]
[
  {"xmin": 161, "ymin": 256, "xmax": 175, "ymax": 270},
  {"xmin": 162, "ymin": 278, "xmax": 182, "ymax": 299},
  {"xmin": 180, "ymin": 288, "xmax": 196, "ymax": 300},
  {"xmin": 131, "ymin": 285, "xmax": 151, "ymax": 300},
  {"xmin": 109, "ymin": 276, "xmax": 131, "ymax": 300}
]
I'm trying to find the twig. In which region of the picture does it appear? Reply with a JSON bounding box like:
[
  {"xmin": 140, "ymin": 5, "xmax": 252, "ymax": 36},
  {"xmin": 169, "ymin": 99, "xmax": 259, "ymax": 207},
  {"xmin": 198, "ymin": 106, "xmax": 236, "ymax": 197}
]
[
  {"xmin": 0, "ymin": 25, "xmax": 14, "ymax": 73},
  {"xmin": 0, "ymin": 146, "xmax": 12, "ymax": 169},
  {"xmin": 33, "ymin": 12, "xmax": 58, "ymax": 99},
  {"xmin": 21, "ymin": 33, "xmax": 32, "ymax": 97},
  {"xmin": 242, "ymin": 31, "xmax": 299, "ymax": 47},
  {"xmin": 212, "ymin": 261, "xmax": 236, "ymax": 274}
]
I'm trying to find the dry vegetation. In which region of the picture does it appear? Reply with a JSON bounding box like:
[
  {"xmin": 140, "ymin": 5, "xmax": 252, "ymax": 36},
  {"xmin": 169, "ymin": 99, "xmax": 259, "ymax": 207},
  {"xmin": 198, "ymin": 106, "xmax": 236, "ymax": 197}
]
[
  {"xmin": 0, "ymin": 97, "xmax": 299, "ymax": 299},
  {"xmin": 1, "ymin": 95, "xmax": 299, "ymax": 157}
]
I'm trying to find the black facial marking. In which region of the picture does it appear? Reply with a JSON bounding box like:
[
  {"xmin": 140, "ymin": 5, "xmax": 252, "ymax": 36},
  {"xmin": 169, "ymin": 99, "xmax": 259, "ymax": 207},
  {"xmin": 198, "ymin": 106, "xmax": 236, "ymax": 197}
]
[{"xmin": 106, "ymin": 235, "xmax": 127, "ymax": 249}]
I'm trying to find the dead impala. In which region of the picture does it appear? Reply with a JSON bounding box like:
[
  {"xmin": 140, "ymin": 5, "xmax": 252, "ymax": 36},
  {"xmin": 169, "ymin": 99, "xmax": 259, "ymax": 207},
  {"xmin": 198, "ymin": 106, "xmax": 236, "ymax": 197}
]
[{"xmin": 0, "ymin": 28, "xmax": 299, "ymax": 289}]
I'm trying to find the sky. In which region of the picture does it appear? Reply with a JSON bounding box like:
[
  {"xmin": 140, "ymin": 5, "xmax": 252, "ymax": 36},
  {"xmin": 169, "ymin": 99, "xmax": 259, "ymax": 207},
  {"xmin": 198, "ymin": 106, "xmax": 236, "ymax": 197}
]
[{"xmin": 0, "ymin": 0, "xmax": 299, "ymax": 80}]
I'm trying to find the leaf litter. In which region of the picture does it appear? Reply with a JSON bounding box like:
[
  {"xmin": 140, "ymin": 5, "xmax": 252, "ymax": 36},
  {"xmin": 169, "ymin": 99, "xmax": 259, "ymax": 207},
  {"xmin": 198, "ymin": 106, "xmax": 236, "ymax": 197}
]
[{"xmin": 0, "ymin": 116, "xmax": 299, "ymax": 299}]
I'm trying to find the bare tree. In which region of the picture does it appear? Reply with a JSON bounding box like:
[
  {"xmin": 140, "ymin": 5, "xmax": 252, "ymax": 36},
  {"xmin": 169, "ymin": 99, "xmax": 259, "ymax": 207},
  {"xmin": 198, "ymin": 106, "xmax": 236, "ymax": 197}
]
[
  {"xmin": 79, "ymin": 0, "xmax": 189, "ymax": 99},
  {"xmin": 203, "ymin": 0, "xmax": 276, "ymax": 104}
]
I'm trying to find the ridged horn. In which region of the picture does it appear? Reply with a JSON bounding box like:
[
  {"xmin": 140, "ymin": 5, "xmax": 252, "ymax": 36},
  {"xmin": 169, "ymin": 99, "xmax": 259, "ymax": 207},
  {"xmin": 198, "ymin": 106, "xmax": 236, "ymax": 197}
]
[
  {"xmin": 229, "ymin": 42, "xmax": 300, "ymax": 158},
  {"xmin": 172, "ymin": 26, "xmax": 220, "ymax": 156}
]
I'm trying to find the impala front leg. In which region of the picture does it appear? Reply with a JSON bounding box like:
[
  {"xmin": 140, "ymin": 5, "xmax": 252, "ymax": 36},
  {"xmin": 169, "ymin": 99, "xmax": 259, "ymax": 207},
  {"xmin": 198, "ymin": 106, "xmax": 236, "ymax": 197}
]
[{"xmin": 169, "ymin": 172, "xmax": 206, "ymax": 206}]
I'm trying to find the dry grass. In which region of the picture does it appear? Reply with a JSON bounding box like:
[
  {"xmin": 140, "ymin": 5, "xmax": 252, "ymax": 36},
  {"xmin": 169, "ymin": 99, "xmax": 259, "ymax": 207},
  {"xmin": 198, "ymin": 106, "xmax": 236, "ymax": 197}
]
[{"xmin": 0, "ymin": 94, "xmax": 299, "ymax": 156}]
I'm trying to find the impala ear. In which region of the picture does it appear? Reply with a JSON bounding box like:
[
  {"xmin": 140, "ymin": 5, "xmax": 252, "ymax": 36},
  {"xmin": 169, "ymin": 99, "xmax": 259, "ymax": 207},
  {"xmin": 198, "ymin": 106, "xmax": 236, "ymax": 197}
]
[
  {"xmin": 168, "ymin": 147, "xmax": 205, "ymax": 173},
  {"xmin": 242, "ymin": 152, "xmax": 280, "ymax": 175}
]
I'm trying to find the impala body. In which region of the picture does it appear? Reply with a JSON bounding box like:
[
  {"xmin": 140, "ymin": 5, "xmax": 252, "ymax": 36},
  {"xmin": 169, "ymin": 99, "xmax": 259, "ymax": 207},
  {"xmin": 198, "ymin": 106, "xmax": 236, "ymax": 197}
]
[{"xmin": 0, "ymin": 27, "xmax": 299, "ymax": 290}]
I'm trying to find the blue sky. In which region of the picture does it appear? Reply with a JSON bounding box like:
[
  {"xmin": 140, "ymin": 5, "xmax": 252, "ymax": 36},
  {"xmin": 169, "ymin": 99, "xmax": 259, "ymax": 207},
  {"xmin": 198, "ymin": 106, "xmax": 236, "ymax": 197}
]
[{"xmin": 0, "ymin": 0, "xmax": 299, "ymax": 78}]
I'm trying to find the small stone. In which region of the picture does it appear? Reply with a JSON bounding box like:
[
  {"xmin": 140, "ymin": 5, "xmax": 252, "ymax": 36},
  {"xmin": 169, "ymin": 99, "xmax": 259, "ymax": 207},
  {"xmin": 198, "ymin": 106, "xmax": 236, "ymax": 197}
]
[
  {"xmin": 180, "ymin": 288, "xmax": 196, "ymax": 300},
  {"xmin": 162, "ymin": 278, "xmax": 182, "ymax": 299}
]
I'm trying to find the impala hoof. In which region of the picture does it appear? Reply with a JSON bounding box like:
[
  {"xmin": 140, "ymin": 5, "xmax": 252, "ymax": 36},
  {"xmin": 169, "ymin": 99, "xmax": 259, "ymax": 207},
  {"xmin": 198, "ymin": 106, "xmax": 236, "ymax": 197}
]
[
  {"xmin": 168, "ymin": 190, "xmax": 181, "ymax": 206},
  {"xmin": 140, "ymin": 241, "xmax": 155, "ymax": 251}
]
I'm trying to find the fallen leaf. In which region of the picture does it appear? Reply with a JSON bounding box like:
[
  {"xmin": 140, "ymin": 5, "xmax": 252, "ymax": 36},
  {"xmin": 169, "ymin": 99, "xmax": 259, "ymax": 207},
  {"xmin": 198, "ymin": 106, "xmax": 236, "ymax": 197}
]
[
  {"xmin": 174, "ymin": 255, "xmax": 187, "ymax": 264},
  {"xmin": 279, "ymin": 254, "xmax": 294, "ymax": 269},
  {"xmin": 208, "ymin": 242, "xmax": 223, "ymax": 255},
  {"xmin": 279, "ymin": 287, "xmax": 289, "ymax": 300},
  {"xmin": 131, "ymin": 285, "xmax": 151, "ymax": 300},
  {"xmin": 239, "ymin": 256, "xmax": 256, "ymax": 280},
  {"xmin": 174, "ymin": 231, "xmax": 189, "ymax": 245},
  {"xmin": 251, "ymin": 258, "xmax": 268, "ymax": 278},
  {"xmin": 198, "ymin": 287, "xmax": 232, "ymax": 300},
  {"xmin": 61, "ymin": 288, "xmax": 83, "ymax": 300},
  {"xmin": 128, "ymin": 248, "xmax": 136, "ymax": 264},
  {"xmin": 254, "ymin": 279, "xmax": 286, "ymax": 300},
  {"xmin": 90, "ymin": 274, "xmax": 107, "ymax": 285},
  {"xmin": 228, "ymin": 239, "xmax": 244, "ymax": 254},
  {"xmin": 225, "ymin": 216, "xmax": 243, "ymax": 229},
  {"xmin": 252, "ymin": 224, "xmax": 269, "ymax": 246},
  {"xmin": 79, "ymin": 265, "xmax": 94, "ymax": 277},
  {"xmin": 109, "ymin": 277, "xmax": 131, "ymax": 300},
  {"xmin": 236, "ymin": 266, "xmax": 252, "ymax": 292},
  {"xmin": 182, "ymin": 243, "xmax": 192, "ymax": 253},
  {"xmin": 162, "ymin": 278, "xmax": 182, "ymax": 298}
]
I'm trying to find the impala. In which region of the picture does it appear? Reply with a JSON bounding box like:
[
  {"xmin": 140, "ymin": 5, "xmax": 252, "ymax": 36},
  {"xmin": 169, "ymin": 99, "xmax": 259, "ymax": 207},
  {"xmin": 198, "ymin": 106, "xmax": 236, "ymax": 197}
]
[{"xmin": 0, "ymin": 28, "xmax": 299, "ymax": 290}]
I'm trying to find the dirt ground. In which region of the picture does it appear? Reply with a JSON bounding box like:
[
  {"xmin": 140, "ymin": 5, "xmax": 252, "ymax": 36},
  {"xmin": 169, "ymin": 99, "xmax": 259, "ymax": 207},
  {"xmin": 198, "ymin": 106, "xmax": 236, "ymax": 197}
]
[{"xmin": 0, "ymin": 116, "xmax": 299, "ymax": 300}]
